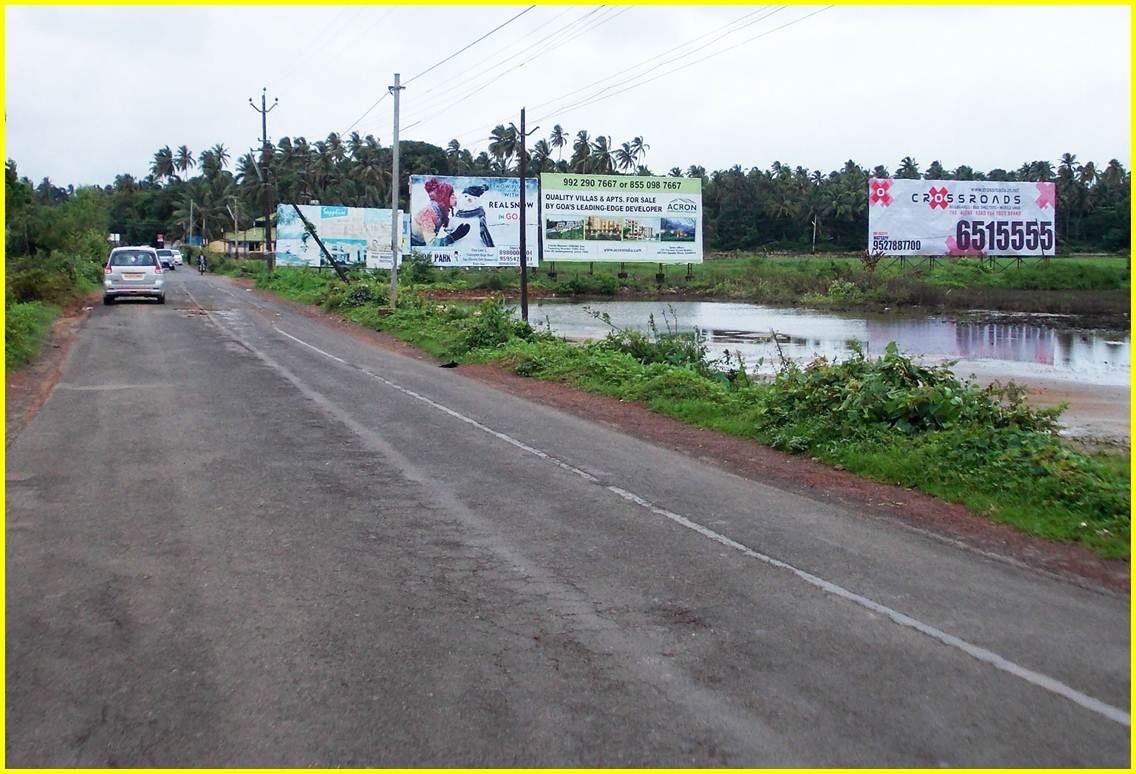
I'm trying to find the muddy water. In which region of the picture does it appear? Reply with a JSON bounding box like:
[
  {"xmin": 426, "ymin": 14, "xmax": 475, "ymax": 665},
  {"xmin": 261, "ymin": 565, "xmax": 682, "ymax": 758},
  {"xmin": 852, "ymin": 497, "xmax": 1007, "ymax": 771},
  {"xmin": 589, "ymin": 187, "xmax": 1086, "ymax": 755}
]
[
  {"xmin": 527, "ymin": 300, "xmax": 1131, "ymax": 442},
  {"xmin": 528, "ymin": 300, "xmax": 1130, "ymax": 386}
]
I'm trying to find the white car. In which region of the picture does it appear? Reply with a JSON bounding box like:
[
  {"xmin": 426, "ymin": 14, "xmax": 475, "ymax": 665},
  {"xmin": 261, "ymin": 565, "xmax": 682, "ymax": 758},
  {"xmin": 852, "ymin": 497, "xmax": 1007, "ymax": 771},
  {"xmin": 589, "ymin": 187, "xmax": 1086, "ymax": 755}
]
[
  {"xmin": 156, "ymin": 248, "xmax": 180, "ymax": 269},
  {"xmin": 104, "ymin": 246, "xmax": 165, "ymax": 304}
]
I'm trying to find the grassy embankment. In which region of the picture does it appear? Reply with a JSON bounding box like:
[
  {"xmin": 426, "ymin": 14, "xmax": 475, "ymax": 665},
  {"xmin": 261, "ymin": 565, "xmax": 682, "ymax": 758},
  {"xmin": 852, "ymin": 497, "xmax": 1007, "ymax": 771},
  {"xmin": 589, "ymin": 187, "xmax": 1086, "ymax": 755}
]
[
  {"xmin": 5, "ymin": 252, "xmax": 102, "ymax": 370},
  {"xmin": 215, "ymin": 260, "xmax": 1131, "ymax": 561}
]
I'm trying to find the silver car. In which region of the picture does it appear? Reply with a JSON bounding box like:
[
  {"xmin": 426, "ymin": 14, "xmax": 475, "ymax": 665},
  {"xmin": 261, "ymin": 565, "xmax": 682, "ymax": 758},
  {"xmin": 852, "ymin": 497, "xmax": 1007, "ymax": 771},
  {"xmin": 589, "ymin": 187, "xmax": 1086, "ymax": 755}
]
[
  {"xmin": 103, "ymin": 246, "xmax": 166, "ymax": 304},
  {"xmin": 156, "ymin": 248, "xmax": 179, "ymax": 270}
]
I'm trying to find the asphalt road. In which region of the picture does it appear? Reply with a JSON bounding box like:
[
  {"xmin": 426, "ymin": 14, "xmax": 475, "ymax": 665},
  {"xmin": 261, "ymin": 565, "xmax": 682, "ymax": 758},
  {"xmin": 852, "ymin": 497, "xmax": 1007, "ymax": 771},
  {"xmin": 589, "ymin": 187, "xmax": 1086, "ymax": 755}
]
[{"xmin": 6, "ymin": 269, "xmax": 1130, "ymax": 767}]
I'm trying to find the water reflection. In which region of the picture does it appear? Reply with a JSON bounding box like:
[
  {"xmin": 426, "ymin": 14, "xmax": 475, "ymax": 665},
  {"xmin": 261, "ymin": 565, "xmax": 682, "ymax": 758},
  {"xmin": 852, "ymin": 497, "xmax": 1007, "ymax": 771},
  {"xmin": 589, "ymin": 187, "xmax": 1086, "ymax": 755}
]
[{"xmin": 527, "ymin": 300, "xmax": 1130, "ymax": 386}]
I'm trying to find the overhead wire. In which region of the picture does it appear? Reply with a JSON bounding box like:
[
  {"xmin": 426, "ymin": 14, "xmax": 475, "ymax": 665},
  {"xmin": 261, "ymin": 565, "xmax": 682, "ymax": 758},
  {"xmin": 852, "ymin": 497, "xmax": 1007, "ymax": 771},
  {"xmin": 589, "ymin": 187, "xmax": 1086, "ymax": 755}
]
[
  {"xmin": 533, "ymin": 6, "xmax": 834, "ymax": 125},
  {"xmin": 396, "ymin": 7, "xmax": 604, "ymax": 123},
  {"xmin": 445, "ymin": 6, "xmax": 785, "ymax": 148},
  {"xmin": 402, "ymin": 6, "xmax": 636, "ymax": 140},
  {"xmin": 340, "ymin": 4, "xmax": 536, "ymax": 137},
  {"xmin": 403, "ymin": 5, "xmax": 537, "ymax": 86}
]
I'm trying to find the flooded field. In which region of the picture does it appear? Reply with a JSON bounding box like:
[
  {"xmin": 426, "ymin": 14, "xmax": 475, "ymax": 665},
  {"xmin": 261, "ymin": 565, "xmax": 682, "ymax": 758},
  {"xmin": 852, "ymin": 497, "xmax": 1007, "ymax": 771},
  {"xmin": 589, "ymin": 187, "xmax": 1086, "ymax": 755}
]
[{"xmin": 528, "ymin": 300, "xmax": 1130, "ymax": 386}]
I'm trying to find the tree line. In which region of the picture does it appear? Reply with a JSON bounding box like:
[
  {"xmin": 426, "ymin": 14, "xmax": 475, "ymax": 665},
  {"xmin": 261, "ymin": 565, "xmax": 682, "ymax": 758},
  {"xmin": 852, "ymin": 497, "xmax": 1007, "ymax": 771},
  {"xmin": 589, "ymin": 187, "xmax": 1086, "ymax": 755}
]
[{"xmin": 5, "ymin": 128, "xmax": 1130, "ymax": 257}]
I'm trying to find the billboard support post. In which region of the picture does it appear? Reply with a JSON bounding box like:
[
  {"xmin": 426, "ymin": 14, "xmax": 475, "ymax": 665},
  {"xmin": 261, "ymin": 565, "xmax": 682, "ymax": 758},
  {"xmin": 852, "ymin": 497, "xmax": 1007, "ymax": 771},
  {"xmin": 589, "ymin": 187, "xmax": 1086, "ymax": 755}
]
[{"xmin": 389, "ymin": 73, "xmax": 404, "ymax": 310}]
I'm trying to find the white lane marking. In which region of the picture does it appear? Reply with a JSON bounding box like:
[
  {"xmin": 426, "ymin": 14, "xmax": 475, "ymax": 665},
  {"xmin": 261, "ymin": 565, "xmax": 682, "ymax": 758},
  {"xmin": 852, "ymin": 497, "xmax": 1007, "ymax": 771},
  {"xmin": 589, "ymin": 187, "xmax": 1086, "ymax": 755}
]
[{"xmin": 271, "ymin": 321, "xmax": 1130, "ymax": 727}]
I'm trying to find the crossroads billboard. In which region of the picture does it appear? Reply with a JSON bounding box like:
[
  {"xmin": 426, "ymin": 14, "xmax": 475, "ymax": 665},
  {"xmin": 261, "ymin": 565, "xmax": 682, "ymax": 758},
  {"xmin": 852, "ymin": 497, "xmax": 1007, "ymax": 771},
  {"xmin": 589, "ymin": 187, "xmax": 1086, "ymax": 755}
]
[
  {"xmin": 540, "ymin": 173, "xmax": 703, "ymax": 263},
  {"xmin": 867, "ymin": 179, "xmax": 1056, "ymax": 256}
]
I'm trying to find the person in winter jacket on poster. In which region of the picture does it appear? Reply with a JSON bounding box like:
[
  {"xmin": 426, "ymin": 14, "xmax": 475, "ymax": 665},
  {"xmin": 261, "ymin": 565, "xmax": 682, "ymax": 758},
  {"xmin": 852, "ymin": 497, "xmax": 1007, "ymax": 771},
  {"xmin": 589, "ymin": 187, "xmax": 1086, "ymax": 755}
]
[{"xmin": 411, "ymin": 178, "xmax": 470, "ymax": 247}]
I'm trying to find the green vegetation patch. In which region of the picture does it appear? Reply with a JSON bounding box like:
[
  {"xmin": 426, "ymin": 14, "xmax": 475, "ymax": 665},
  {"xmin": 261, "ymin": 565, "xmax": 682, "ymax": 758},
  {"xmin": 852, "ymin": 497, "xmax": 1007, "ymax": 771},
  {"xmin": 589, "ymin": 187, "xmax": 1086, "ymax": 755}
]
[{"xmin": 6, "ymin": 301, "xmax": 60, "ymax": 370}]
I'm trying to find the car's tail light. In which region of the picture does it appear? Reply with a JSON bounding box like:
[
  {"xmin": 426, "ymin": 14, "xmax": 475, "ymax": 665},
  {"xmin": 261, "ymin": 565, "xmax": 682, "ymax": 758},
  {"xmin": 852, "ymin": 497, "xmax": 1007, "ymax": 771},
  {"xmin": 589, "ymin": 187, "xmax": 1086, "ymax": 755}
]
[
  {"xmin": 154, "ymin": 263, "xmax": 162, "ymax": 274},
  {"xmin": 104, "ymin": 264, "xmax": 112, "ymax": 274}
]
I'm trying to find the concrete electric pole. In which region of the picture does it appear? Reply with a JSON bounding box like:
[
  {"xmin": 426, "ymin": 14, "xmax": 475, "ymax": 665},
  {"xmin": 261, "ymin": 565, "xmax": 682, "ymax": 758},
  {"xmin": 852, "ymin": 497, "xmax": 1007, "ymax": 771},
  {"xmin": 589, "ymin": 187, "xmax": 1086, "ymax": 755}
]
[
  {"xmin": 388, "ymin": 73, "xmax": 404, "ymax": 310},
  {"xmin": 248, "ymin": 87, "xmax": 278, "ymax": 270}
]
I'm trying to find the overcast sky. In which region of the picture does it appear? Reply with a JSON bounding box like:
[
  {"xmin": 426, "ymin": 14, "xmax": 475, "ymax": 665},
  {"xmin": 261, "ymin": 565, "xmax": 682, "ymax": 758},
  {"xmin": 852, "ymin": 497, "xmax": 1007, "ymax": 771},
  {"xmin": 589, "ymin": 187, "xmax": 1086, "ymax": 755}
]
[{"xmin": 5, "ymin": 4, "xmax": 1131, "ymax": 187}]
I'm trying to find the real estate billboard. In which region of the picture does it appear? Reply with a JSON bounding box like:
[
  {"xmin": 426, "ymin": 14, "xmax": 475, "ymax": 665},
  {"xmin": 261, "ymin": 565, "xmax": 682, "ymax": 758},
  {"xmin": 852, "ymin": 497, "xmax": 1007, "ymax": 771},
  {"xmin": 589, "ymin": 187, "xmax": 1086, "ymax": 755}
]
[
  {"xmin": 540, "ymin": 173, "xmax": 703, "ymax": 263},
  {"xmin": 867, "ymin": 179, "xmax": 1057, "ymax": 256},
  {"xmin": 275, "ymin": 204, "xmax": 406, "ymax": 269},
  {"xmin": 409, "ymin": 175, "xmax": 539, "ymax": 267}
]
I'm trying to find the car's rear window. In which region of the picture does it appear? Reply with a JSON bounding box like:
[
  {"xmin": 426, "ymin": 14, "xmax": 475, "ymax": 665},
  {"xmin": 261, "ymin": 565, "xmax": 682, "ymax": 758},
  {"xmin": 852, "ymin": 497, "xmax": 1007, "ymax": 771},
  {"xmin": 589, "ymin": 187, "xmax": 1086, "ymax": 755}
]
[
  {"xmin": 157, "ymin": 249, "xmax": 174, "ymax": 257},
  {"xmin": 109, "ymin": 251, "xmax": 158, "ymax": 266}
]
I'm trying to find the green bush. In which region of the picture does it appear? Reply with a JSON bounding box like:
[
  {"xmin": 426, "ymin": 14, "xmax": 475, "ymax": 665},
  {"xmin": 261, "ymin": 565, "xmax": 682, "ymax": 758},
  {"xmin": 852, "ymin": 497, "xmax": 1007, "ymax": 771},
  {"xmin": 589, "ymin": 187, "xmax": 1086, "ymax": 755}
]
[{"xmin": 6, "ymin": 301, "xmax": 58, "ymax": 369}]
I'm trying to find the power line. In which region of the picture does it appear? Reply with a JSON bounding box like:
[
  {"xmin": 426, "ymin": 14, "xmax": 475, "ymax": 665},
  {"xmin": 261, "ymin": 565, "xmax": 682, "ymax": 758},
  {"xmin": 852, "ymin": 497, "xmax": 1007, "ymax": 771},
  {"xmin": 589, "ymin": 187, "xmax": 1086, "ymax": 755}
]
[
  {"xmin": 526, "ymin": 6, "xmax": 779, "ymax": 114},
  {"xmin": 534, "ymin": 6, "xmax": 834, "ymax": 125},
  {"xmin": 445, "ymin": 6, "xmax": 784, "ymax": 148},
  {"xmin": 397, "ymin": 7, "xmax": 603, "ymax": 123},
  {"xmin": 340, "ymin": 5, "xmax": 535, "ymax": 137},
  {"xmin": 403, "ymin": 6, "xmax": 636, "ymax": 140},
  {"xmin": 403, "ymin": 5, "xmax": 536, "ymax": 86}
]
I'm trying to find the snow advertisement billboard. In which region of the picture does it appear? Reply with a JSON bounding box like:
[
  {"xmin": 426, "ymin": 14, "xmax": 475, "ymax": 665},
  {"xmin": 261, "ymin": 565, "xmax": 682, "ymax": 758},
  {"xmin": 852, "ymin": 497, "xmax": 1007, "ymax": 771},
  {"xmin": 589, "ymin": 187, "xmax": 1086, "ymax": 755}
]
[
  {"xmin": 867, "ymin": 179, "xmax": 1057, "ymax": 256},
  {"xmin": 409, "ymin": 175, "xmax": 539, "ymax": 267},
  {"xmin": 540, "ymin": 173, "xmax": 703, "ymax": 263},
  {"xmin": 275, "ymin": 204, "xmax": 407, "ymax": 269}
]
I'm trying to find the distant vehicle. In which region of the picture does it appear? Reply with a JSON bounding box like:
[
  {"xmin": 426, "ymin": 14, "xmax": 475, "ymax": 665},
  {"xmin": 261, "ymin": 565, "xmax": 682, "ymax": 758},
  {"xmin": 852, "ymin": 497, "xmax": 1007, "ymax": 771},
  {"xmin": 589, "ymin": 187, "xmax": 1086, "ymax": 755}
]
[
  {"xmin": 156, "ymin": 248, "xmax": 179, "ymax": 270},
  {"xmin": 103, "ymin": 246, "xmax": 165, "ymax": 305}
]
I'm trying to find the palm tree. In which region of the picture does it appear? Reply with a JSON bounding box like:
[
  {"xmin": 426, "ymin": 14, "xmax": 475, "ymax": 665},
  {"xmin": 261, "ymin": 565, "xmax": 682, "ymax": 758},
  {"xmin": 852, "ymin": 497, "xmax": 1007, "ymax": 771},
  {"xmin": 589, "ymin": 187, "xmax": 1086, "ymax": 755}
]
[
  {"xmin": 896, "ymin": 156, "xmax": 919, "ymax": 179},
  {"xmin": 150, "ymin": 146, "xmax": 176, "ymax": 181},
  {"xmin": 614, "ymin": 142, "xmax": 636, "ymax": 173},
  {"xmin": 530, "ymin": 139, "xmax": 552, "ymax": 173},
  {"xmin": 488, "ymin": 124, "xmax": 519, "ymax": 169},
  {"xmin": 198, "ymin": 148, "xmax": 219, "ymax": 179},
  {"xmin": 924, "ymin": 160, "xmax": 948, "ymax": 180},
  {"xmin": 589, "ymin": 135, "xmax": 614, "ymax": 174},
  {"xmin": 686, "ymin": 165, "xmax": 706, "ymax": 179},
  {"xmin": 549, "ymin": 124, "xmax": 568, "ymax": 161},
  {"xmin": 174, "ymin": 145, "xmax": 195, "ymax": 177},
  {"xmin": 1058, "ymin": 152, "xmax": 1079, "ymax": 179},
  {"xmin": 570, "ymin": 130, "xmax": 591, "ymax": 171},
  {"xmin": 629, "ymin": 136, "xmax": 649, "ymax": 164},
  {"xmin": 668, "ymin": 167, "xmax": 683, "ymax": 177},
  {"xmin": 211, "ymin": 143, "xmax": 230, "ymax": 171}
]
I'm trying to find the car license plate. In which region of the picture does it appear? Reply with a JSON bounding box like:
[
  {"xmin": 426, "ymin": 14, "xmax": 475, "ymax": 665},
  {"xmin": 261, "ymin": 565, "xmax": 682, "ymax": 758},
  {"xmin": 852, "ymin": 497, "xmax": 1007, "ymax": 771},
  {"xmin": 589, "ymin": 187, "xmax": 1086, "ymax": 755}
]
[{"xmin": 124, "ymin": 273, "xmax": 144, "ymax": 281}]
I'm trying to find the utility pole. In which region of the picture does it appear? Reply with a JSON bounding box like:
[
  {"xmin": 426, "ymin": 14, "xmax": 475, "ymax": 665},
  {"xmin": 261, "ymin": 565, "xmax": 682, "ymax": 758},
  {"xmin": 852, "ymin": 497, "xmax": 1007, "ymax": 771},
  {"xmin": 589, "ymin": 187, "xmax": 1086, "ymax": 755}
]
[
  {"xmin": 248, "ymin": 87, "xmax": 278, "ymax": 270},
  {"xmin": 514, "ymin": 107, "xmax": 539, "ymax": 322},
  {"xmin": 189, "ymin": 199, "xmax": 195, "ymax": 246},
  {"xmin": 388, "ymin": 73, "xmax": 404, "ymax": 310}
]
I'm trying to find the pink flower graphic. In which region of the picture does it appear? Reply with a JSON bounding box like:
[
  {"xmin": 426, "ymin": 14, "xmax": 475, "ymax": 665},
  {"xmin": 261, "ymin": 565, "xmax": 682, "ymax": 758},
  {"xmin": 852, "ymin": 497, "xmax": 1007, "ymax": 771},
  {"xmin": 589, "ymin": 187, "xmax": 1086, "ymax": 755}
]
[
  {"xmin": 945, "ymin": 236, "xmax": 985, "ymax": 257},
  {"xmin": 869, "ymin": 178, "xmax": 893, "ymax": 206},
  {"xmin": 1035, "ymin": 181, "xmax": 1056, "ymax": 209}
]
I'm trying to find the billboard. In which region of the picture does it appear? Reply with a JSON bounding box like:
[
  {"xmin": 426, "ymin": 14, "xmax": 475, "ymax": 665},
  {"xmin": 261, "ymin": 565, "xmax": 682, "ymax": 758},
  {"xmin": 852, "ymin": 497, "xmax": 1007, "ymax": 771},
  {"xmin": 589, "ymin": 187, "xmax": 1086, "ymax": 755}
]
[
  {"xmin": 409, "ymin": 175, "xmax": 539, "ymax": 267},
  {"xmin": 540, "ymin": 173, "xmax": 703, "ymax": 264},
  {"xmin": 867, "ymin": 179, "xmax": 1056, "ymax": 256},
  {"xmin": 275, "ymin": 204, "xmax": 407, "ymax": 269}
]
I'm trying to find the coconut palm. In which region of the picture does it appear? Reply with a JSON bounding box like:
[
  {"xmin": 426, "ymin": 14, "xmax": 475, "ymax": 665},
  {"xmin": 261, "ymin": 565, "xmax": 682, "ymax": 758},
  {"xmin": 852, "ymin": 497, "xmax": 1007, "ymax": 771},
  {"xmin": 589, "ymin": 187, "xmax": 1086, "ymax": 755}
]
[
  {"xmin": 589, "ymin": 135, "xmax": 614, "ymax": 173},
  {"xmin": 629, "ymin": 136, "xmax": 649, "ymax": 164},
  {"xmin": 549, "ymin": 124, "xmax": 568, "ymax": 161},
  {"xmin": 174, "ymin": 145, "xmax": 195, "ymax": 176},
  {"xmin": 211, "ymin": 143, "xmax": 230, "ymax": 171},
  {"xmin": 569, "ymin": 130, "xmax": 591, "ymax": 171},
  {"xmin": 896, "ymin": 156, "xmax": 919, "ymax": 179},
  {"xmin": 530, "ymin": 139, "xmax": 552, "ymax": 172},
  {"xmin": 488, "ymin": 124, "xmax": 519, "ymax": 169},
  {"xmin": 614, "ymin": 142, "xmax": 636, "ymax": 173},
  {"xmin": 150, "ymin": 146, "xmax": 176, "ymax": 181}
]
